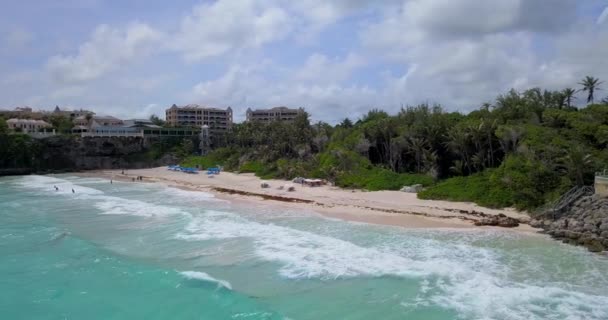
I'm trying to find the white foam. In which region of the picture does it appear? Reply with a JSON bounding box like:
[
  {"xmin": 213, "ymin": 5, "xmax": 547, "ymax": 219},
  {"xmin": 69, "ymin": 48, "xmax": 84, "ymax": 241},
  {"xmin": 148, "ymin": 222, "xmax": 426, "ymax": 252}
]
[
  {"xmin": 176, "ymin": 211, "xmax": 608, "ymax": 319},
  {"xmin": 16, "ymin": 175, "xmax": 190, "ymax": 218},
  {"xmin": 176, "ymin": 211, "xmax": 428, "ymax": 279},
  {"xmin": 431, "ymin": 271, "xmax": 608, "ymax": 320},
  {"xmin": 94, "ymin": 196, "xmax": 186, "ymax": 217},
  {"xmin": 161, "ymin": 187, "xmax": 224, "ymax": 203},
  {"xmin": 15, "ymin": 175, "xmax": 104, "ymax": 196},
  {"xmin": 179, "ymin": 271, "xmax": 232, "ymax": 290}
]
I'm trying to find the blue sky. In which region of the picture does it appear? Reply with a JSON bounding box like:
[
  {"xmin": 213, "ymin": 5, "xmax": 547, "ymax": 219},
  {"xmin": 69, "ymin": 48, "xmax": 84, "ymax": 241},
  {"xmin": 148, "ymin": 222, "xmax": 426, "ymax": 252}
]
[{"xmin": 1, "ymin": 0, "xmax": 607, "ymax": 123}]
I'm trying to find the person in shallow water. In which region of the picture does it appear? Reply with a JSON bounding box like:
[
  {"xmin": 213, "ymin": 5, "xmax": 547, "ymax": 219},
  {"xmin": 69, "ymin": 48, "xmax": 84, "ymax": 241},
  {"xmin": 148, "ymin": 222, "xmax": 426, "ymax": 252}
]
[
  {"xmin": 71, "ymin": 188, "xmax": 75, "ymax": 193},
  {"xmin": 53, "ymin": 185, "xmax": 58, "ymax": 191}
]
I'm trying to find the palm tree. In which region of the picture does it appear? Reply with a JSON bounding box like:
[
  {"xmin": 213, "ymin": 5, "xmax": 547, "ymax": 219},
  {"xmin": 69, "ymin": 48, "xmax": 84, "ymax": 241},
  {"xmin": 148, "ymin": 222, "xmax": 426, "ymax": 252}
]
[
  {"xmin": 445, "ymin": 128, "xmax": 471, "ymax": 174},
  {"xmin": 579, "ymin": 76, "xmax": 603, "ymax": 104},
  {"xmin": 405, "ymin": 136, "xmax": 428, "ymax": 173},
  {"xmin": 562, "ymin": 88, "xmax": 577, "ymax": 109},
  {"xmin": 558, "ymin": 146, "xmax": 594, "ymax": 186},
  {"xmin": 339, "ymin": 118, "xmax": 353, "ymax": 128}
]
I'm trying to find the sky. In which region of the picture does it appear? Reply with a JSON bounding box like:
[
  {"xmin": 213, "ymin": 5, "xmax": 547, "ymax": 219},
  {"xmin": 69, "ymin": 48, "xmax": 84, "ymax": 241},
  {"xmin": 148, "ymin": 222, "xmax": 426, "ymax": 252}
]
[{"xmin": 1, "ymin": 0, "xmax": 607, "ymax": 123}]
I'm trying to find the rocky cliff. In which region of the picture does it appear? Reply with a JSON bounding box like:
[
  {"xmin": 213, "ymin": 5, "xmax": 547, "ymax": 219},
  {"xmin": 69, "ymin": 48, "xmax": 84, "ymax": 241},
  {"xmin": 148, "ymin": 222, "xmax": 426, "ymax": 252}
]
[
  {"xmin": 530, "ymin": 195, "xmax": 608, "ymax": 252},
  {"xmin": 0, "ymin": 135, "xmax": 179, "ymax": 175}
]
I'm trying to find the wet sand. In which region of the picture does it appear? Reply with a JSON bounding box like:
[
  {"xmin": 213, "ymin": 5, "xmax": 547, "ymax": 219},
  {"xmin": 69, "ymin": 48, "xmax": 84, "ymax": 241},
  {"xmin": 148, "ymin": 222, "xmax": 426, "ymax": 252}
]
[{"xmin": 83, "ymin": 167, "xmax": 537, "ymax": 232}]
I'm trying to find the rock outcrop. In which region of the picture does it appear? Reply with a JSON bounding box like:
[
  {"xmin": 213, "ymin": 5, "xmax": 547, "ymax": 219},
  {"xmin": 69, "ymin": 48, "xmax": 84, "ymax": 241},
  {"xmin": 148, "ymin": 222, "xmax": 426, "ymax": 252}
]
[
  {"xmin": 530, "ymin": 195, "xmax": 608, "ymax": 252},
  {"xmin": 474, "ymin": 213, "xmax": 520, "ymax": 228},
  {"xmin": 0, "ymin": 136, "xmax": 179, "ymax": 175},
  {"xmin": 400, "ymin": 184, "xmax": 423, "ymax": 193}
]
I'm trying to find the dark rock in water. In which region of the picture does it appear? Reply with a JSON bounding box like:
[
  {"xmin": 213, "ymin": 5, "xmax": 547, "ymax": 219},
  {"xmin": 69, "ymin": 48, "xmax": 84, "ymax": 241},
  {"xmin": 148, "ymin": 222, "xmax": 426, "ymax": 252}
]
[
  {"xmin": 587, "ymin": 239, "xmax": 605, "ymax": 252},
  {"xmin": 564, "ymin": 231, "xmax": 581, "ymax": 240},
  {"xmin": 537, "ymin": 195, "xmax": 608, "ymax": 253},
  {"xmin": 529, "ymin": 219, "xmax": 544, "ymax": 228},
  {"xmin": 474, "ymin": 214, "xmax": 520, "ymax": 228}
]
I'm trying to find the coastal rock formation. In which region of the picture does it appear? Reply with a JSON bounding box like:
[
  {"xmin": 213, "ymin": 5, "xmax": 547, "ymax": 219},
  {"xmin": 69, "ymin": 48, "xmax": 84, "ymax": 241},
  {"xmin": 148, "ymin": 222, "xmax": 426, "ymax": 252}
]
[
  {"xmin": 474, "ymin": 213, "xmax": 520, "ymax": 228},
  {"xmin": 0, "ymin": 136, "xmax": 179, "ymax": 175},
  {"xmin": 530, "ymin": 195, "xmax": 608, "ymax": 252}
]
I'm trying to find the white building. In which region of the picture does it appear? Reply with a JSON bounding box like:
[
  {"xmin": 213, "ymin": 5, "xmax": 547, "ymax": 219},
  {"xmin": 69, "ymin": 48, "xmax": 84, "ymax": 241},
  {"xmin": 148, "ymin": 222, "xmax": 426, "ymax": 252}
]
[
  {"xmin": 6, "ymin": 118, "xmax": 52, "ymax": 133},
  {"xmin": 245, "ymin": 106, "xmax": 305, "ymax": 123}
]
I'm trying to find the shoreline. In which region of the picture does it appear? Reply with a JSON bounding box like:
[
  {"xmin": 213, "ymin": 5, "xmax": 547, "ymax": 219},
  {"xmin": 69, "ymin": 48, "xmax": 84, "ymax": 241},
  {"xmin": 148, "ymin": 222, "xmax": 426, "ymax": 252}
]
[{"xmin": 79, "ymin": 167, "xmax": 539, "ymax": 233}]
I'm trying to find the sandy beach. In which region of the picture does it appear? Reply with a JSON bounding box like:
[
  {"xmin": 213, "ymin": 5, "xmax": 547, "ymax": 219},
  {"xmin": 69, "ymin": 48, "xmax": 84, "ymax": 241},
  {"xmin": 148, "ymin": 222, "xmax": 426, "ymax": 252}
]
[{"xmin": 85, "ymin": 167, "xmax": 536, "ymax": 231}]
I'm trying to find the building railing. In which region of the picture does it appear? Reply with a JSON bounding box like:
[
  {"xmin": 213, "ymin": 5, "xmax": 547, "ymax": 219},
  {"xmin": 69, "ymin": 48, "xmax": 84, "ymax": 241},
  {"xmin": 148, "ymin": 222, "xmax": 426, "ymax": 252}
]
[{"xmin": 81, "ymin": 132, "xmax": 144, "ymax": 137}]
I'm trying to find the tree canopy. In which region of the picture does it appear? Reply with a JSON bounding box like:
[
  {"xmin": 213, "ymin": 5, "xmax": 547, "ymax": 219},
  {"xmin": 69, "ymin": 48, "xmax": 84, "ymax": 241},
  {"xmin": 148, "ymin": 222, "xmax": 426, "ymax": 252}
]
[{"xmin": 184, "ymin": 76, "xmax": 608, "ymax": 211}]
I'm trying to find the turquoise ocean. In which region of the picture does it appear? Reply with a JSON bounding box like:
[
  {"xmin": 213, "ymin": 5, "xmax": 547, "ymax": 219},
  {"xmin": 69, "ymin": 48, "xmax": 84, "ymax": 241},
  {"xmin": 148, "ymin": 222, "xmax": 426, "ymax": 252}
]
[{"xmin": 2, "ymin": 174, "xmax": 608, "ymax": 319}]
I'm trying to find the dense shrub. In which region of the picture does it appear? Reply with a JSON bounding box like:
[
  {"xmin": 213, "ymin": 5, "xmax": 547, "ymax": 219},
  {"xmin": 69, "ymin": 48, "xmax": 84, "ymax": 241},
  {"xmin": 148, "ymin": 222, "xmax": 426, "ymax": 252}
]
[{"xmin": 419, "ymin": 170, "xmax": 514, "ymax": 208}]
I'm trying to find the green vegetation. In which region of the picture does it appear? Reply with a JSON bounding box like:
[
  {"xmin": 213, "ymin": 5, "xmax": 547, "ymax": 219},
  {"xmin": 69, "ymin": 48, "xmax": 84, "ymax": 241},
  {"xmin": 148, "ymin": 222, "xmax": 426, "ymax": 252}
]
[
  {"xmin": 0, "ymin": 132, "xmax": 41, "ymax": 169},
  {"xmin": 47, "ymin": 114, "xmax": 74, "ymax": 134},
  {"xmin": 148, "ymin": 136, "xmax": 198, "ymax": 160},
  {"xmin": 181, "ymin": 147, "xmax": 233, "ymax": 169},
  {"xmin": 418, "ymin": 170, "xmax": 514, "ymax": 208},
  {"xmin": 149, "ymin": 114, "xmax": 166, "ymax": 126},
  {"xmin": 180, "ymin": 76, "xmax": 608, "ymax": 211}
]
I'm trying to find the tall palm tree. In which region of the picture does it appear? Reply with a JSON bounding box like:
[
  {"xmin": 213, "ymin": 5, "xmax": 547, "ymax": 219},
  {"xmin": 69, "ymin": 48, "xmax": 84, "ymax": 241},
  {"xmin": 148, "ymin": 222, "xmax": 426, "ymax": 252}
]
[
  {"xmin": 562, "ymin": 88, "xmax": 577, "ymax": 109},
  {"xmin": 406, "ymin": 136, "xmax": 428, "ymax": 173},
  {"xmin": 579, "ymin": 76, "xmax": 603, "ymax": 104},
  {"xmin": 445, "ymin": 128, "xmax": 471, "ymax": 174}
]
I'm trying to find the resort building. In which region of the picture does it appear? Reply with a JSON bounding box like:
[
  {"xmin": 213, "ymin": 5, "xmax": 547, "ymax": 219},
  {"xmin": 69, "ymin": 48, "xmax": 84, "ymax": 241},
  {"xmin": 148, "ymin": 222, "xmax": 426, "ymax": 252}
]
[
  {"xmin": 6, "ymin": 119, "xmax": 53, "ymax": 133},
  {"xmin": 0, "ymin": 106, "xmax": 45, "ymax": 120},
  {"xmin": 245, "ymin": 106, "xmax": 304, "ymax": 123},
  {"xmin": 73, "ymin": 115, "xmax": 123, "ymax": 128},
  {"xmin": 165, "ymin": 104, "xmax": 233, "ymax": 134},
  {"xmin": 79, "ymin": 117, "xmax": 199, "ymax": 138},
  {"xmin": 72, "ymin": 115, "xmax": 124, "ymax": 135}
]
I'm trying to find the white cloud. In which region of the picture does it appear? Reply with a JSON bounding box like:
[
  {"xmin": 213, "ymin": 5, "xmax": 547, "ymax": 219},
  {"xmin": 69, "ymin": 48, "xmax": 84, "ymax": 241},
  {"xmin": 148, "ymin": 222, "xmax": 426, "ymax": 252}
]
[
  {"xmin": 359, "ymin": 0, "xmax": 589, "ymax": 110},
  {"xmin": 46, "ymin": 22, "xmax": 162, "ymax": 83},
  {"xmin": 172, "ymin": 0, "xmax": 291, "ymax": 62},
  {"xmin": 295, "ymin": 53, "xmax": 365, "ymax": 84},
  {"xmin": 188, "ymin": 55, "xmax": 378, "ymax": 122},
  {"xmin": 598, "ymin": 7, "xmax": 608, "ymax": 25},
  {"xmin": 396, "ymin": 0, "xmax": 576, "ymax": 38}
]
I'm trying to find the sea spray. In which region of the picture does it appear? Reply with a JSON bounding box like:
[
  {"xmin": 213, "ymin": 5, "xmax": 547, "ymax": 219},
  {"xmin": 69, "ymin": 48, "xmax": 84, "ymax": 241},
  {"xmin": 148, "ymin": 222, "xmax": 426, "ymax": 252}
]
[{"xmin": 179, "ymin": 271, "xmax": 233, "ymax": 290}]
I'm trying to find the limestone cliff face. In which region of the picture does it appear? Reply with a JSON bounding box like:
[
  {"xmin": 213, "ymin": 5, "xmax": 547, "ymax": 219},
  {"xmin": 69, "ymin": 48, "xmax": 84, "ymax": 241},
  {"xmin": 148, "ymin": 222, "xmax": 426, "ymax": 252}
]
[
  {"xmin": 531, "ymin": 195, "xmax": 608, "ymax": 252},
  {"xmin": 1, "ymin": 136, "xmax": 178, "ymax": 175}
]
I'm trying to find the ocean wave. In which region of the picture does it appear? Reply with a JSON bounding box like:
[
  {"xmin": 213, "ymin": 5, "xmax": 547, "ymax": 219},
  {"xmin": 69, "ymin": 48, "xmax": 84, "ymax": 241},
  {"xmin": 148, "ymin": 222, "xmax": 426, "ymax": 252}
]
[
  {"xmin": 15, "ymin": 175, "xmax": 105, "ymax": 196},
  {"xmin": 175, "ymin": 211, "xmax": 608, "ymax": 319},
  {"xmin": 161, "ymin": 187, "xmax": 225, "ymax": 203},
  {"xmin": 179, "ymin": 271, "xmax": 232, "ymax": 290},
  {"xmin": 176, "ymin": 211, "xmax": 427, "ymax": 279},
  {"xmin": 15, "ymin": 175, "xmax": 189, "ymax": 218},
  {"xmin": 94, "ymin": 196, "xmax": 186, "ymax": 217}
]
